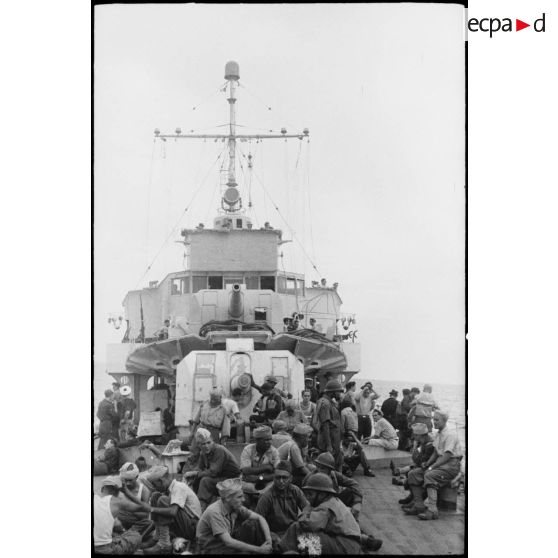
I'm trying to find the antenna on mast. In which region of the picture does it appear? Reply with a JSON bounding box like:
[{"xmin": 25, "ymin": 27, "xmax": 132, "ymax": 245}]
[{"xmin": 223, "ymin": 61, "xmax": 241, "ymax": 213}]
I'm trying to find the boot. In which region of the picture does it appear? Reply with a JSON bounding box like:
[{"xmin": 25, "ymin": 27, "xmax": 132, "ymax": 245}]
[
  {"xmin": 398, "ymin": 492, "xmax": 413, "ymax": 505},
  {"xmin": 418, "ymin": 509, "xmax": 439, "ymax": 520},
  {"xmin": 364, "ymin": 468, "xmax": 375, "ymax": 477},
  {"xmin": 143, "ymin": 524, "xmax": 172, "ymax": 555},
  {"xmin": 362, "ymin": 534, "xmax": 383, "ymax": 551}
]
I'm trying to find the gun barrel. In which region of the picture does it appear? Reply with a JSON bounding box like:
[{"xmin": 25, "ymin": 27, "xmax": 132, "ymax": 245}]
[{"xmin": 228, "ymin": 284, "xmax": 244, "ymax": 319}]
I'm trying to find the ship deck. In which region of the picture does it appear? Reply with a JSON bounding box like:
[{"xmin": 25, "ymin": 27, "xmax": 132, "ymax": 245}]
[{"xmin": 93, "ymin": 444, "xmax": 465, "ymax": 555}]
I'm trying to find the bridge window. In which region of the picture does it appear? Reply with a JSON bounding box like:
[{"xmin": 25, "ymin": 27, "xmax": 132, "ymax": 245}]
[
  {"xmin": 297, "ymin": 279, "xmax": 305, "ymax": 297},
  {"xmin": 208, "ymin": 276, "xmax": 223, "ymax": 289},
  {"xmin": 277, "ymin": 276, "xmax": 286, "ymax": 293},
  {"xmin": 224, "ymin": 277, "xmax": 243, "ymax": 287},
  {"xmin": 254, "ymin": 307, "xmax": 267, "ymax": 321},
  {"xmin": 245, "ymin": 276, "xmax": 259, "ymax": 289},
  {"xmin": 260, "ymin": 276, "xmax": 275, "ymax": 291},
  {"xmin": 286, "ymin": 277, "xmax": 296, "ymax": 295},
  {"xmin": 236, "ymin": 219, "xmax": 243, "ymax": 228},
  {"xmin": 171, "ymin": 277, "xmax": 190, "ymax": 295},
  {"xmin": 193, "ymin": 276, "xmax": 207, "ymax": 292}
]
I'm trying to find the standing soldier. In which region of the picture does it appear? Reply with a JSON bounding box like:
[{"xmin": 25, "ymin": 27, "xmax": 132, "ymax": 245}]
[
  {"xmin": 97, "ymin": 389, "xmax": 118, "ymax": 449},
  {"xmin": 314, "ymin": 379, "xmax": 343, "ymax": 470}
]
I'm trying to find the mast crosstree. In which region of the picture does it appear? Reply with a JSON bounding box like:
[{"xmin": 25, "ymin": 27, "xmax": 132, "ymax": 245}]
[{"xmin": 154, "ymin": 61, "xmax": 309, "ymax": 214}]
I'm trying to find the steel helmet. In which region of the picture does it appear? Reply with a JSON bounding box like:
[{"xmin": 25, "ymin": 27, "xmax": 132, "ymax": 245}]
[
  {"xmin": 302, "ymin": 473, "xmax": 338, "ymax": 495},
  {"xmin": 324, "ymin": 379, "xmax": 343, "ymax": 392},
  {"xmin": 314, "ymin": 452, "xmax": 336, "ymax": 470}
]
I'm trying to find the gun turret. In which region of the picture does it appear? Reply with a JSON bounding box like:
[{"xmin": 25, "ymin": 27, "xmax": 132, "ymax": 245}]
[{"xmin": 228, "ymin": 284, "xmax": 244, "ymax": 319}]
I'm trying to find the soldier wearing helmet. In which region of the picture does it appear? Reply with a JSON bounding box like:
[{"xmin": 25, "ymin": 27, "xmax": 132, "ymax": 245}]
[
  {"xmin": 314, "ymin": 379, "xmax": 344, "ymax": 470},
  {"xmin": 277, "ymin": 473, "xmax": 382, "ymax": 554}
]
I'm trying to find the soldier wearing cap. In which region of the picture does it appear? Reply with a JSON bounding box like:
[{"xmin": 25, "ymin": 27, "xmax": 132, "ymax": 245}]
[
  {"xmin": 404, "ymin": 410, "xmax": 463, "ymax": 520},
  {"xmin": 240, "ymin": 426, "xmax": 279, "ymax": 497},
  {"xmin": 277, "ymin": 423, "xmax": 315, "ymax": 487},
  {"xmin": 381, "ymin": 389, "xmax": 399, "ymax": 427},
  {"xmin": 94, "ymin": 475, "xmax": 149, "ymax": 554},
  {"xmin": 140, "ymin": 465, "xmax": 202, "ymax": 554},
  {"xmin": 196, "ymin": 477, "xmax": 273, "ymax": 554},
  {"xmin": 278, "ymin": 473, "xmax": 382, "ymax": 554},
  {"xmin": 314, "ymin": 379, "xmax": 344, "ymax": 470},
  {"xmin": 185, "ymin": 428, "xmax": 241, "ymax": 511},
  {"xmin": 255, "ymin": 460, "xmax": 309, "ymax": 541}
]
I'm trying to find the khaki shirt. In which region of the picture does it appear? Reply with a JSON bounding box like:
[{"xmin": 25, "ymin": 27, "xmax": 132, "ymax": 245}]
[
  {"xmin": 433, "ymin": 427, "xmax": 463, "ymax": 457},
  {"xmin": 299, "ymin": 496, "xmax": 361, "ymax": 538}
]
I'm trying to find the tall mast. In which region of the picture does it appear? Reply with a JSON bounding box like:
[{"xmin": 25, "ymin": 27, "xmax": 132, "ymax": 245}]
[
  {"xmin": 154, "ymin": 61, "xmax": 309, "ymax": 216},
  {"xmin": 225, "ymin": 61, "xmax": 239, "ymax": 189}
]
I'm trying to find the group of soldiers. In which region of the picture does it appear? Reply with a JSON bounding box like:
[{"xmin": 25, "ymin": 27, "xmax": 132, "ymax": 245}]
[{"xmin": 94, "ymin": 376, "xmax": 463, "ymax": 553}]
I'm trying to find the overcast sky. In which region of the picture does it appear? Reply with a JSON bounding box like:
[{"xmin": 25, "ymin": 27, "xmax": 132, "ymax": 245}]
[{"xmin": 94, "ymin": 3, "xmax": 465, "ymax": 385}]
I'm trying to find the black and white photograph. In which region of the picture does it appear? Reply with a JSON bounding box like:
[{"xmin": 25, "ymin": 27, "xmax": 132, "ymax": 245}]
[{"xmin": 93, "ymin": 3, "xmax": 466, "ymax": 554}]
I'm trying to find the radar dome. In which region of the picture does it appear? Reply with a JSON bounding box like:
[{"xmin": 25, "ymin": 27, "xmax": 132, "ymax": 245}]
[{"xmin": 225, "ymin": 61, "xmax": 240, "ymax": 81}]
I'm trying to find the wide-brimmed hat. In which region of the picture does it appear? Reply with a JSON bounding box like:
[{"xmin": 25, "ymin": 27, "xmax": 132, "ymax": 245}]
[{"xmin": 389, "ymin": 389, "xmax": 398, "ymax": 396}]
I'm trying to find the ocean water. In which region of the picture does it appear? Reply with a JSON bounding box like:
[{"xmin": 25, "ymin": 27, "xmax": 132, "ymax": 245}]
[
  {"xmin": 355, "ymin": 378, "xmax": 466, "ymax": 453},
  {"xmin": 94, "ymin": 365, "xmax": 465, "ymax": 454}
]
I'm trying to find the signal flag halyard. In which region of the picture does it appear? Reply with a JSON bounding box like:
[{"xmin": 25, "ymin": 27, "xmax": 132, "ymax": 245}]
[{"xmin": 516, "ymin": 19, "xmax": 530, "ymax": 31}]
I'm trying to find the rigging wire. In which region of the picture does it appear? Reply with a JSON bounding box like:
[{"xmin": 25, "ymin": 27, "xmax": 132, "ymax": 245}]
[
  {"xmin": 238, "ymin": 82, "xmax": 272, "ymax": 112},
  {"xmin": 145, "ymin": 140, "xmax": 156, "ymax": 268},
  {"xmin": 251, "ymin": 166, "xmax": 321, "ymax": 277},
  {"xmin": 305, "ymin": 140, "xmax": 317, "ymax": 267},
  {"xmin": 191, "ymin": 82, "xmax": 228, "ymax": 112},
  {"xmin": 133, "ymin": 144, "xmax": 227, "ymax": 290}
]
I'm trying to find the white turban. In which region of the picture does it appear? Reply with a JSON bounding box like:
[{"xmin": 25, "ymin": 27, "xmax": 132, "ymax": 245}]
[{"xmin": 119, "ymin": 462, "xmax": 139, "ymax": 480}]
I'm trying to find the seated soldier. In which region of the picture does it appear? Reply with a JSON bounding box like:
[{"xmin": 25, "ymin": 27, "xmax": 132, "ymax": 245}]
[
  {"xmin": 403, "ymin": 410, "xmax": 463, "ymax": 520},
  {"xmin": 93, "ymin": 438, "xmax": 120, "ymax": 476},
  {"xmin": 339, "ymin": 399, "xmax": 375, "ymax": 477},
  {"xmin": 277, "ymin": 400, "xmax": 308, "ymax": 433},
  {"xmin": 251, "ymin": 382, "xmax": 285, "ymax": 424},
  {"xmin": 394, "ymin": 423, "xmax": 435, "ymax": 505},
  {"xmin": 278, "ymin": 473, "xmax": 381, "ymax": 554},
  {"xmin": 255, "ymin": 461, "xmax": 309, "ymax": 546},
  {"xmin": 117, "ymin": 462, "xmax": 153, "ymax": 536},
  {"xmin": 277, "ymin": 423, "xmax": 315, "ymax": 487},
  {"xmin": 140, "ymin": 465, "xmax": 202, "ymax": 554},
  {"xmin": 93, "ymin": 476, "xmax": 149, "ymax": 554},
  {"xmin": 240, "ymin": 426, "xmax": 279, "ymax": 505},
  {"xmin": 363, "ymin": 409, "xmax": 399, "ymax": 450},
  {"xmin": 195, "ymin": 477, "xmax": 273, "ymax": 554},
  {"xmin": 184, "ymin": 427, "xmax": 241, "ymax": 511},
  {"xmin": 191, "ymin": 388, "xmax": 230, "ymax": 445},
  {"xmin": 271, "ymin": 419, "xmax": 292, "ymax": 449},
  {"xmin": 305, "ymin": 452, "xmax": 364, "ymax": 521}
]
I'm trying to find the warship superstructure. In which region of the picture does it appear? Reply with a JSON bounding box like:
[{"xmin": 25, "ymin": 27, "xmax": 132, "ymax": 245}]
[{"xmin": 105, "ymin": 61, "xmax": 360, "ymax": 436}]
